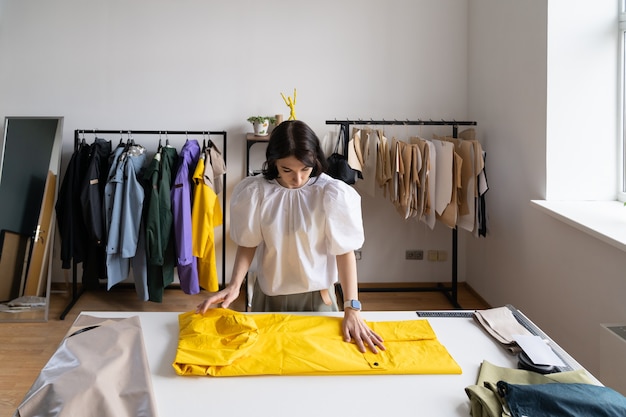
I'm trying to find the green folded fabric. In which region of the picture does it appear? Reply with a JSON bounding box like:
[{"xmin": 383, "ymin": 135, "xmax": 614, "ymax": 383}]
[{"xmin": 464, "ymin": 360, "xmax": 595, "ymax": 417}]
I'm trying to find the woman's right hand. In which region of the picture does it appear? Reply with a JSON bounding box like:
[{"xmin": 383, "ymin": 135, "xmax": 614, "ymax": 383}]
[
  {"xmin": 195, "ymin": 285, "xmax": 241, "ymax": 314},
  {"xmin": 196, "ymin": 245, "xmax": 254, "ymax": 314}
]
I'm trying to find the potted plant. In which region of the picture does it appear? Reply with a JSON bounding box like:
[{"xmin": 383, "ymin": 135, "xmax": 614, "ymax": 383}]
[{"xmin": 247, "ymin": 116, "xmax": 277, "ymax": 136}]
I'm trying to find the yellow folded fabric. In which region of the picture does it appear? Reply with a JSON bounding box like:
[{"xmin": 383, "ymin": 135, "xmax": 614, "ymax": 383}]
[{"xmin": 172, "ymin": 309, "xmax": 462, "ymax": 377}]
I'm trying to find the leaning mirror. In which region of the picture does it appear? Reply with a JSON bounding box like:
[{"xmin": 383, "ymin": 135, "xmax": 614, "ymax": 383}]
[{"xmin": 0, "ymin": 117, "xmax": 63, "ymax": 322}]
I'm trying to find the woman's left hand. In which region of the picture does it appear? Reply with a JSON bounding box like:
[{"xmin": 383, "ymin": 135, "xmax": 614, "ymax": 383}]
[{"xmin": 342, "ymin": 309, "xmax": 386, "ymax": 353}]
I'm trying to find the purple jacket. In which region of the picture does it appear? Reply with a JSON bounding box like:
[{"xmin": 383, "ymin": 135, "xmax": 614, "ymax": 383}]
[{"xmin": 171, "ymin": 140, "xmax": 200, "ymax": 294}]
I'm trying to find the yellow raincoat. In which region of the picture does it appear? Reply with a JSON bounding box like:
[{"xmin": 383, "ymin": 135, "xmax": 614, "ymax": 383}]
[
  {"xmin": 173, "ymin": 309, "xmax": 462, "ymax": 377},
  {"xmin": 191, "ymin": 157, "xmax": 222, "ymax": 292}
]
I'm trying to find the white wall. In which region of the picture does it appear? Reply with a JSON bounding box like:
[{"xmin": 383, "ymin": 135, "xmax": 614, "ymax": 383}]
[
  {"xmin": 0, "ymin": 0, "xmax": 471, "ymax": 289},
  {"xmin": 467, "ymin": 0, "xmax": 626, "ymax": 379}
]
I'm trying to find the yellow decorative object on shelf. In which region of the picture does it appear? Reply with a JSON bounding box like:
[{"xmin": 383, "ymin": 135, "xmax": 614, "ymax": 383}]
[{"xmin": 281, "ymin": 88, "xmax": 297, "ymax": 120}]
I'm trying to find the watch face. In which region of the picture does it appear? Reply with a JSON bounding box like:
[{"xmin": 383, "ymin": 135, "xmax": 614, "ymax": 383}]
[{"xmin": 349, "ymin": 300, "xmax": 361, "ymax": 310}]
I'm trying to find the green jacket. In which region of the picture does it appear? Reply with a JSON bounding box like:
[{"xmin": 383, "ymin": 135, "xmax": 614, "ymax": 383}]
[{"xmin": 144, "ymin": 146, "xmax": 178, "ymax": 302}]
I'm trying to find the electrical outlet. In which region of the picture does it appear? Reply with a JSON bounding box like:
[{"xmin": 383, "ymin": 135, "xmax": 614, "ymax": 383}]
[
  {"xmin": 405, "ymin": 250, "xmax": 423, "ymax": 260},
  {"xmin": 427, "ymin": 250, "xmax": 438, "ymax": 261},
  {"xmin": 438, "ymin": 250, "xmax": 448, "ymax": 262}
]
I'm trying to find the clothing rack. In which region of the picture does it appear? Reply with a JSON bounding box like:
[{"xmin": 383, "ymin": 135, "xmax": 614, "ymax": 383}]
[
  {"xmin": 60, "ymin": 129, "xmax": 227, "ymax": 320},
  {"xmin": 326, "ymin": 119, "xmax": 477, "ymax": 309}
]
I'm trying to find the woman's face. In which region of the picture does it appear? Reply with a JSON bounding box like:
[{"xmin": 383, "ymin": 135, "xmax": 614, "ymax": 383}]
[{"xmin": 275, "ymin": 156, "xmax": 312, "ymax": 189}]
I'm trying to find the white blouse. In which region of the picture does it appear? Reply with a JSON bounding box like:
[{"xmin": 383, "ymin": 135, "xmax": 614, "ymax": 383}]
[{"xmin": 230, "ymin": 173, "xmax": 364, "ymax": 296}]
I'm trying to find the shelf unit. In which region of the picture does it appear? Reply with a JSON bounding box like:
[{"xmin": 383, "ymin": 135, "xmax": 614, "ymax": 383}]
[
  {"xmin": 242, "ymin": 133, "xmax": 271, "ymax": 310},
  {"xmin": 245, "ymin": 133, "xmax": 269, "ymax": 176}
]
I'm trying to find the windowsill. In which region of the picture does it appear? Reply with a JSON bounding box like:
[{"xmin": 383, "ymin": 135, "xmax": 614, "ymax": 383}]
[{"xmin": 531, "ymin": 200, "xmax": 626, "ymax": 252}]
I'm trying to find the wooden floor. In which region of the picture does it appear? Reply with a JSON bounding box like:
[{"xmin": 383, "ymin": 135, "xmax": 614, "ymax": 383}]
[{"xmin": 0, "ymin": 282, "xmax": 489, "ymax": 415}]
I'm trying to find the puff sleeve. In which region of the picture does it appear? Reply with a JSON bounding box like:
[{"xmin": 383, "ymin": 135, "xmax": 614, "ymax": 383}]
[
  {"xmin": 323, "ymin": 180, "xmax": 365, "ymax": 255},
  {"xmin": 229, "ymin": 177, "xmax": 263, "ymax": 247}
]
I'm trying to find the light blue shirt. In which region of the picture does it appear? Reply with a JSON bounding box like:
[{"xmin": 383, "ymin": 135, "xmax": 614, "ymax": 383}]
[{"xmin": 105, "ymin": 145, "xmax": 148, "ymax": 300}]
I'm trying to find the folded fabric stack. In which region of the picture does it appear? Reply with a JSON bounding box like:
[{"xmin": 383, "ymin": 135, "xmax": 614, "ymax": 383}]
[
  {"xmin": 473, "ymin": 306, "xmax": 532, "ymax": 353},
  {"xmin": 465, "ymin": 361, "xmax": 626, "ymax": 417}
]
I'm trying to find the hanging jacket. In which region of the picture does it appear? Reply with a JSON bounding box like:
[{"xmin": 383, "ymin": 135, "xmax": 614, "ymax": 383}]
[
  {"xmin": 55, "ymin": 142, "xmax": 90, "ymax": 269},
  {"xmin": 191, "ymin": 155, "xmax": 222, "ymax": 292},
  {"xmin": 173, "ymin": 309, "xmax": 462, "ymax": 377},
  {"xmin": 79, "ymin": 138, "xmax": 112, "ymax": 288},
  {"xmin": 144, "ymin": 150, "xmax": 163, "ymax": 268},
  {"xmin": 105, "ymin": 145, "xmax": 148, "ymax": 300},
  {"xmin": 103, "ymin": 145, "xmax": 126, "ymax": 257},
  {"xmin": 171, "ymin": 140, "xmax": 200, "ymax": 294},
  {"xmin": 203, "ymin": 143, "xmax": 226, "ymax": 194},
  {"xmin": 144, "ymin": 145, "xmax": 179, "ymax": 302},
  {"xmin": 80, "ymin": 138, "xmax": 112, "ymax": 246}
]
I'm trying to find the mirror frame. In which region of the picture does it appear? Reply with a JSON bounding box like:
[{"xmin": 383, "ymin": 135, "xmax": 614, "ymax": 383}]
[{"xmin": 0, "ymin": 116, "xmax": 63, "ymax": 322}]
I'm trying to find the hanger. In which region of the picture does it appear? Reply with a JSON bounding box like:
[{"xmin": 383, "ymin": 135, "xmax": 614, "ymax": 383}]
[
  {"xmin": 207, "ymin": 132, "xmax": 216, "ymax": 151},
  {"xmin": 90, "ymin": 129, "xmax": 99, "ymax": 143},
  {"xmin": 204, "ymin": 131, "xmax": 220, "ymax": 155},
  {"xmin": 123, "ymin": 131, "xmax": 133, "ymax": 152}
]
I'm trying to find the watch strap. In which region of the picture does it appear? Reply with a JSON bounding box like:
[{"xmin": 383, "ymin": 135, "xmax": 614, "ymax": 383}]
[{"xmin": 343, "ymin": 299, "xmax": 361, "ymax": 310}]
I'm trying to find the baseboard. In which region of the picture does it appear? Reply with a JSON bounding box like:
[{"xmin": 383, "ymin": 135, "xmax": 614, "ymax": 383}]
[
  {"xmin": 51, "ymin": 281, "xmax": 490, "ymax": 308},
  {"xmin": 357, "ymin": 281, "xmax": 490, "ymax": 308},
  {"xmin": 460, "ymin": 282, "xmax": 490, "ymax": 308},
  {"xmin": 50, "ymin": 282, "xmax": 184, "ymax": 292},
  {"xmin": 358, "ymin": 282, "xmax": 452, "ymax": 290}
]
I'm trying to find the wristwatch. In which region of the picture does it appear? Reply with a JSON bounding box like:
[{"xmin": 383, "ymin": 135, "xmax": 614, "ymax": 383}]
[{"xmin": 343, "ymin": 299, "xmax": 361, "ymax": 311}]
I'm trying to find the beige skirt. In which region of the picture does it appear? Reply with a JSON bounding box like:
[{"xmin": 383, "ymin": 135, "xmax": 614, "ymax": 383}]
[{"xmin": 251, "ymin": 279, "xmax": 339, "ymax": 312}]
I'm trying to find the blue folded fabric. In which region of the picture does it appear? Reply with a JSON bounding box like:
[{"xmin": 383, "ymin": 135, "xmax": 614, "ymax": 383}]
[{"xmin": 497, "ymin": 381, "xmax": 626, "ymax": 417}]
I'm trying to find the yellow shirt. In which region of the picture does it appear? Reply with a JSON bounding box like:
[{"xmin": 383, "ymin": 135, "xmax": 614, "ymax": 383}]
[{"xmin": 173, "ymin": 309, "xmax": 462, "ymax": 377}]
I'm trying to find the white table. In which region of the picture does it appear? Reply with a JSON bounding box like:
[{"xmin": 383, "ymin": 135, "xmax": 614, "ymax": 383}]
[{"xmin": 80, "ymin": 309, "xmax": 596, "ymax": 417}]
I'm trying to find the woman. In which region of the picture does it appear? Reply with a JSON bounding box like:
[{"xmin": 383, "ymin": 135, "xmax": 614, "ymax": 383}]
[{"xmin": 196, "ymin": 120, "xmax": 384, "ymax": 354}]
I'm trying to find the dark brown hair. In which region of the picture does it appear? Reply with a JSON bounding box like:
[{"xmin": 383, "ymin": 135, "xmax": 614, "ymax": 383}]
[{"xmin": 262, "ymin": 120, "xmax": 328, "ymax": 180}]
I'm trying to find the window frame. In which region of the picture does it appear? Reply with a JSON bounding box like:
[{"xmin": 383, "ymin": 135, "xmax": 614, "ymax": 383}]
[{"xmin": 617, "ymin": 0, "xmax": 626, "ymax": 203}]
